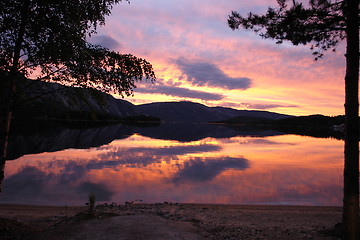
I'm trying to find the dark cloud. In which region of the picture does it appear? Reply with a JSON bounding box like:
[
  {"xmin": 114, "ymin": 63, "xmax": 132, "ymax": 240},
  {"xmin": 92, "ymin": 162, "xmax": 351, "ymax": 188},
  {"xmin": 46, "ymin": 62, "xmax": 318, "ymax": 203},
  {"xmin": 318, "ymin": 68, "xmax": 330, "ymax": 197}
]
[
  {"xmin": 136, "ymin": 84, "xmax": 224, "ymax": 101},
  {"xmin": 90, "ymin": 35, "xmax": 122, "ymax": 50},
  {"xmin": 175, "ymin": 58, "xmax": 252, "ymax": 90},
  {"xmin": 172, "ymin": 157, "xmax": 249, "ymax": 183}
]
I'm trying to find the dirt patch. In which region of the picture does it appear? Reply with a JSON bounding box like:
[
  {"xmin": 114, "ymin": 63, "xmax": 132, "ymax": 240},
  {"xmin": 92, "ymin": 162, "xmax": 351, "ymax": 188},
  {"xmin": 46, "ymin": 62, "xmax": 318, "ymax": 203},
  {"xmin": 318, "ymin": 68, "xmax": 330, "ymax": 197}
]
[
  {"xmin": 0, "ymin": 203, "xmax": 342, "ymax": 240},
  {"xmin": 34, "ymin": 215, "xmax": 202, "ymax": 240}
]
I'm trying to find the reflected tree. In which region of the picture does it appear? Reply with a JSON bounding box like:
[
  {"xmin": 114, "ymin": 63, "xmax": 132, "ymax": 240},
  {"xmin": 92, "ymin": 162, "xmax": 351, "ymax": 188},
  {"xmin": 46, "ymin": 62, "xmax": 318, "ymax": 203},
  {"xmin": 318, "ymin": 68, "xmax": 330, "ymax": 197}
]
[
  {"xmin": 0, "ymin": 0, "xmax": 156, "ymax": 190},
  {"xmin": 228, "ymin": 0, "xmax": 359, "ymax": 238}
]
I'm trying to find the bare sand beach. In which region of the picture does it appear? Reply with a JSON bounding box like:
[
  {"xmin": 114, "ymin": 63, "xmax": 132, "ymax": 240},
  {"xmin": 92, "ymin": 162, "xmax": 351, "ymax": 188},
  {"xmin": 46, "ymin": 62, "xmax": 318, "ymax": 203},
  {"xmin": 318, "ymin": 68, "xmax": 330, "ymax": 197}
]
[{"xmin": 0, "ymin": 203, "xmax": 343, "ymax": 240}]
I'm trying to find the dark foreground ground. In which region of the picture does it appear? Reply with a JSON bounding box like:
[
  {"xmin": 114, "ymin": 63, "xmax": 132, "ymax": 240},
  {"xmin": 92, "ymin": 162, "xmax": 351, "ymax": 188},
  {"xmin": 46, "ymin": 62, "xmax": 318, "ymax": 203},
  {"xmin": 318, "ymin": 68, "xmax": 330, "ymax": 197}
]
[{"xmin": 0, "ymin": 203, "xmax": 343, "ymax": 240}]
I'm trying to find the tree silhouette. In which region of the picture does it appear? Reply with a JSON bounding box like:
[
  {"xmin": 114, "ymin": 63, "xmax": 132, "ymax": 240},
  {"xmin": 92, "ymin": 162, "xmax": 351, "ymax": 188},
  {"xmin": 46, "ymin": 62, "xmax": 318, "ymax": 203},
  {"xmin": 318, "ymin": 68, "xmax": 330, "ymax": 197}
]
[
  {"xmin": 0, "ymin": 0, "xmax": 156, "ymax": 188},
  {"xmin": 228, "ymin": 0, "xmax": 359, "ymax": 238}
]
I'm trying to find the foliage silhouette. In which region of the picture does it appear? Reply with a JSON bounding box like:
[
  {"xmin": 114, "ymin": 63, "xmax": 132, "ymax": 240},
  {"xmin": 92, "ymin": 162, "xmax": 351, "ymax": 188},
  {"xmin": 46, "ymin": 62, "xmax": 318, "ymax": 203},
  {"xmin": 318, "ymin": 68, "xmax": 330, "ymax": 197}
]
[
  {"xmin": 0, "ymin": 0, "xmax": 156, "ymax": 192},
  {"xmin": 228, "ymin": 0, "xmax": 359, "ymax": 238}
]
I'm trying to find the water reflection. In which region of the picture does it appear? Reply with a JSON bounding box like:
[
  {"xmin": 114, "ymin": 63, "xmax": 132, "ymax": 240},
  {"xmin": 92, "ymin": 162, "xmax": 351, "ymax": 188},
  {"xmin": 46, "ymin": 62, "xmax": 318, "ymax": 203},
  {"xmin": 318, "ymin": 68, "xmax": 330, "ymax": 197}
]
[
  {"xmin": 1, "ymin": 123, "xmax": 343, "ymax": 206},
  {"xmin": 6, "ymin": 123, "xmax": 284, "ymax": 160},
  {"xmin": 3, "ymin": 166, "xmax": 115, "ymax": 204},
  {"xmin": 172, "ymin": 157, "xmax": 249, "ymax": 183}
]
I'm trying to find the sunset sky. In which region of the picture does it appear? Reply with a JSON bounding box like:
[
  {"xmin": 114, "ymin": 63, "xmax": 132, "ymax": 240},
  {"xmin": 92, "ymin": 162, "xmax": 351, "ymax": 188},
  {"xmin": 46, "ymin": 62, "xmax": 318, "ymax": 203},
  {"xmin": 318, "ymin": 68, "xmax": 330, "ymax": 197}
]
[{"xmin": 90, "ymin": 0, "xmax": 347, "ymax": 116}]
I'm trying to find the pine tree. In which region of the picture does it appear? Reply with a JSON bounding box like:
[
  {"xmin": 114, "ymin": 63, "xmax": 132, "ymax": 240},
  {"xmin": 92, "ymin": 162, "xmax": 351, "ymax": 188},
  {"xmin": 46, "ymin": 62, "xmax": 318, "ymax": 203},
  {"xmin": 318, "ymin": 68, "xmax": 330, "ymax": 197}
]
[{"xmin": 228, "ymin": 0, "xmax": 359, "ymax": 238}]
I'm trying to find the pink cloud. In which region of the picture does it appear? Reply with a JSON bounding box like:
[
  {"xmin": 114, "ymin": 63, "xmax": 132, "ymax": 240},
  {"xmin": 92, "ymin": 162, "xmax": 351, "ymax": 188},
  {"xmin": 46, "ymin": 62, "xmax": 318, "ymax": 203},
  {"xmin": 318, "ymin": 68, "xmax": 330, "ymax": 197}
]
[{"xmin": 95, "ymin": 0, "xmax": 347, "ymax": 115}]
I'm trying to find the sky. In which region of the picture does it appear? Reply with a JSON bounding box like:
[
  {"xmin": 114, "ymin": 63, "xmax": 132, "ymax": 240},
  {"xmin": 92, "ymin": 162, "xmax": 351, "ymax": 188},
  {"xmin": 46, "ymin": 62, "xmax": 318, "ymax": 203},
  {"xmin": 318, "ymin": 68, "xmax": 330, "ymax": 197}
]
[{"xmin": 90, "ymin": 0, "xmax": 347, "ymax": 116}]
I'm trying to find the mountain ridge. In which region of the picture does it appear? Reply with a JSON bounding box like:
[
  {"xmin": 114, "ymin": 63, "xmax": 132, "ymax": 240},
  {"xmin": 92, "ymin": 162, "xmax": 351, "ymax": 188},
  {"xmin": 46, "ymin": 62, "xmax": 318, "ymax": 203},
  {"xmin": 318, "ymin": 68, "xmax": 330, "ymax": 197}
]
[
  {"xmin": 138, "ymin": 101, "xmax": 291, "ymax": 122},
  {"xmin": 10, "ymin": 79, "xmax": 292, "ymax": 122}
]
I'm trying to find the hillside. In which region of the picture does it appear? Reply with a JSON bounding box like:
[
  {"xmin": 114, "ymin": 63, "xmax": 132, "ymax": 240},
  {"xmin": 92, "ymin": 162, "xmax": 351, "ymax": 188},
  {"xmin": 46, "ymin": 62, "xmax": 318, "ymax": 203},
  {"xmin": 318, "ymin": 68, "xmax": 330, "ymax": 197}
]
[
  {"xmin": 11, "ymin": 79, "xmax": 142, "ymax": 121},
  {"xmin": 269, "ymin": 114, "xmax": 346, "ymax": 139},
  {"xmin": 5, "ymin": 80, "xmax": 355, "ymax": 140},
  {"xmin": 138, "ymin": 101, "xmax": 291, "ymax": 122},
  {"xmin": 8, "ymin": 80, "xmax": 291, "ymax": 123}
]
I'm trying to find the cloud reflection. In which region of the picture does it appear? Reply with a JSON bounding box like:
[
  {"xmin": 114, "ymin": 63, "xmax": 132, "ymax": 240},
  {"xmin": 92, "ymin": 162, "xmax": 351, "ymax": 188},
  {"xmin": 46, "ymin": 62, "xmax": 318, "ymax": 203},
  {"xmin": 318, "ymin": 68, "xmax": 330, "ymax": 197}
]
[
  {"xmin": 2, "ymin": 166, "xmax": 115, "ymax": 204},
  {"xmin": 76, "ymin": 182, "xmax": 114, "ymax": 202},
  {"xmin": 172, "ymin": 157, "xmax": 249, "ymax": 183},
  {"xmin": 1, "ymin": 133, "xmax": 343, "ymax": 206},
  {"xmin": 3, "ymin": 167, "xmax": 46, "ymax": 197},
  {"xmin": 98, "ymin": 144, "xmax": 221, "ymax": 165}
]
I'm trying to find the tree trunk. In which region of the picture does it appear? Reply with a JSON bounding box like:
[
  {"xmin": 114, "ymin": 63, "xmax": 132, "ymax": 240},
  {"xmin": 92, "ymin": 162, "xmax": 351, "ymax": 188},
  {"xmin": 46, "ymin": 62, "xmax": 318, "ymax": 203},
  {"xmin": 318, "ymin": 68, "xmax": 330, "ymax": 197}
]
[
  {"xmin": 0, "ymin": 72, "xmax": 15, "ymax": 192},
  {"xmin": 0, "ymin": 0, "xmax": 29, "ymax": 190},
  {"xmin": 343, "ymin": 0, "xmax": 359, "ymax": 239},
  {"xmin": 0, "ymin": 111, "xmax": 12, "ymax": 192},
  {"xmin": 0, "ymin": 0, "xmax": 28, "ymax": 192}
]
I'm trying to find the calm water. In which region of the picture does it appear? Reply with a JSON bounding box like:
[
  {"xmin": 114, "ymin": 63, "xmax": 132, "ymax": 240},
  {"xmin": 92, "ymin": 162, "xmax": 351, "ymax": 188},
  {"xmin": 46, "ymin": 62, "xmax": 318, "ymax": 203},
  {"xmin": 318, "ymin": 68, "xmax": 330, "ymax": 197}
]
[{"xmin": 0, "ymin": 123, "xmax": 343, "ymax": 206}]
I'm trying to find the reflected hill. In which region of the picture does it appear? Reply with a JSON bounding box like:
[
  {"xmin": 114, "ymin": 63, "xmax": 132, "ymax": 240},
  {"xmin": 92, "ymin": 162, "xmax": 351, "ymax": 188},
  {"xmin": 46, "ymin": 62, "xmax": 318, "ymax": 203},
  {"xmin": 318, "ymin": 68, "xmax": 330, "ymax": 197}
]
[
  {"xmin": 7, "ymin": 122, "xmax": 134, "ymax": 160},
  {"xmin": 7, "ymin": 121, "xmax": 286, "ymax": 160},
  {"xmin": 218, "ymin": 114, "xmax": 348, "ymax": 140},
  {"xmin": 138, "ymin": 123, "xmax": 284, "ymax": 142}
]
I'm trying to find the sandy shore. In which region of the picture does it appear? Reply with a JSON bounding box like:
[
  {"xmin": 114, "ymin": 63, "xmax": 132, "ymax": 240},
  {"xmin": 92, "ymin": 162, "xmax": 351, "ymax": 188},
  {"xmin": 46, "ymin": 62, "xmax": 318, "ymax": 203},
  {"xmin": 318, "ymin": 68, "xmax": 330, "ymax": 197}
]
[{"xmin": 0, "ymin": 203, "xmax": 342, "ymax": 239}]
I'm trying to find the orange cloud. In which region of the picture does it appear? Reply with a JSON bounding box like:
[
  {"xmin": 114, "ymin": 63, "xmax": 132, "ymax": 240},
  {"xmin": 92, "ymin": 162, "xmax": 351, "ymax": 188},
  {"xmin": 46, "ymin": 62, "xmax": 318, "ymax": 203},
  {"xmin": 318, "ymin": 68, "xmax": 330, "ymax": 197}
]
[{"xmin": 92, "ymin": 1, "xmax": 347, "ymax": 116}]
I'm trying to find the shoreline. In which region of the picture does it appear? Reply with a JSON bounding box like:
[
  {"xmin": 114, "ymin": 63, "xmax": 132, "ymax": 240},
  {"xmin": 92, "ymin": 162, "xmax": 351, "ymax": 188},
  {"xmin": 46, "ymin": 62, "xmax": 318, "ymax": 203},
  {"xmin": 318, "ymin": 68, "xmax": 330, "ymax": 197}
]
[{"xmin": 0, "ymin": 203, "xmax": 342, "ymax": 239}]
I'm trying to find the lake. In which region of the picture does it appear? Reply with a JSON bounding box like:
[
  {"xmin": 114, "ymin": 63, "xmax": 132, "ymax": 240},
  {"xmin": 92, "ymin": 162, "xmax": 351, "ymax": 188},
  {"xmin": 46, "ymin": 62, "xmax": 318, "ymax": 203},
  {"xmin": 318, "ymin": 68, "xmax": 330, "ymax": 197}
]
[{"xmin": 0, "ymin": 122, "xmax": 343, "ymax": 206}]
